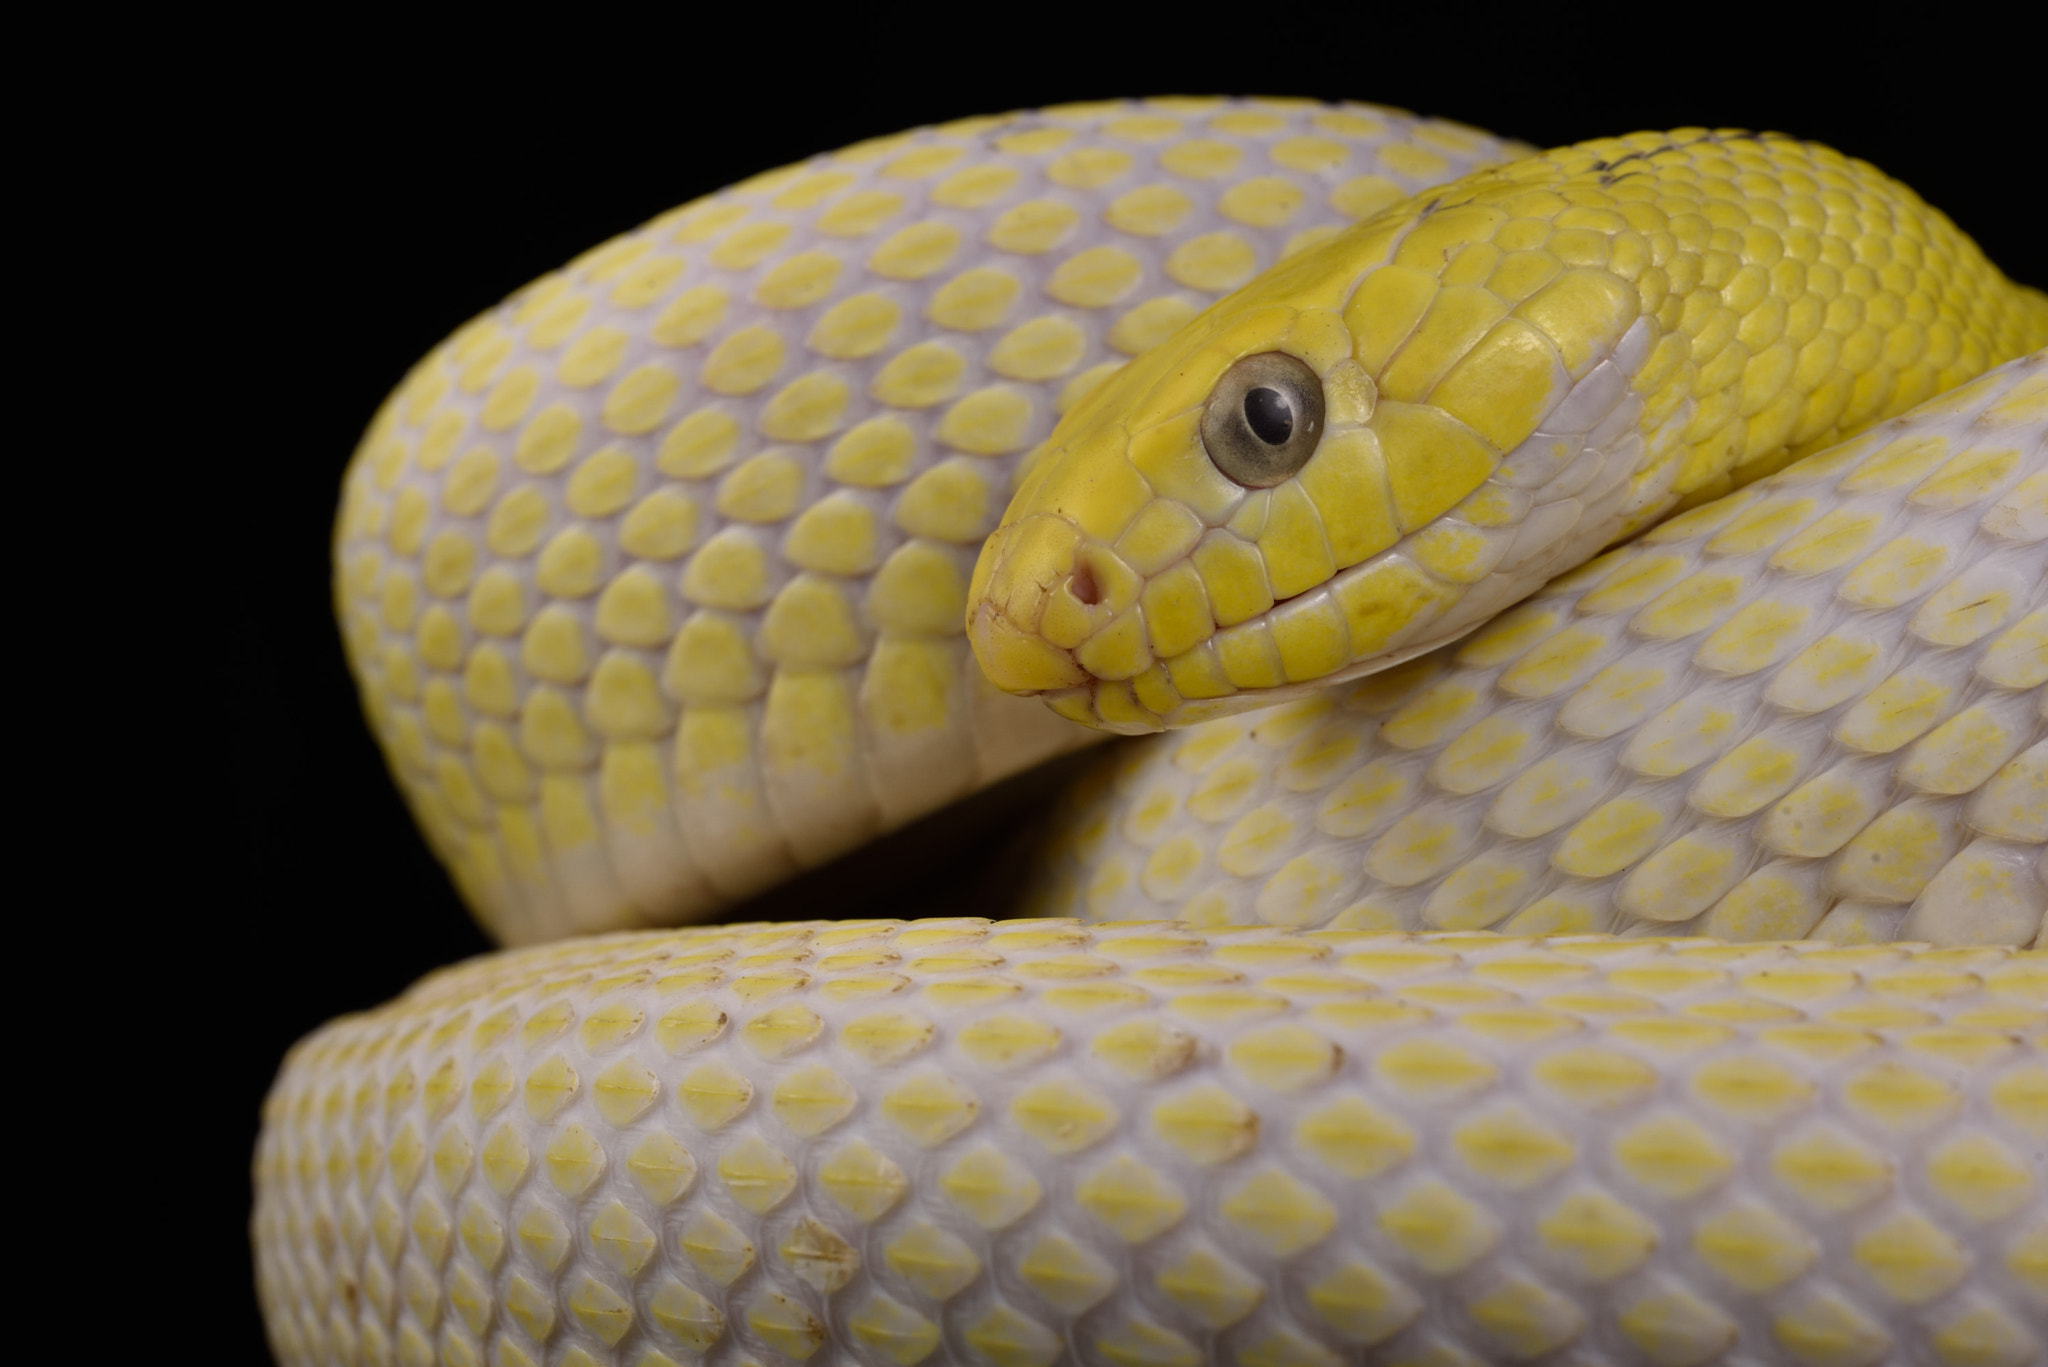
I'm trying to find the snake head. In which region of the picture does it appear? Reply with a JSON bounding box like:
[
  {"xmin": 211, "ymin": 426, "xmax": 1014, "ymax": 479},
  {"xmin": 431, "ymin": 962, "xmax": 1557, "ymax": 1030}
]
[
  {"xmin": 967, "ymin": 128, "xmax": 2048, "ymax": 735},
  {"xmin": 968, "ymin": 165, "xmax": 1652, "ymax": 734}
]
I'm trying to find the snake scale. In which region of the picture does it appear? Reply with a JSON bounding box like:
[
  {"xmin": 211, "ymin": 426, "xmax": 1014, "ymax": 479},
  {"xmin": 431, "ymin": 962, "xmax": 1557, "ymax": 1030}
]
[{"xmin": 257, "ymin": 100, "xmax": 2048, "ymax": 1367}]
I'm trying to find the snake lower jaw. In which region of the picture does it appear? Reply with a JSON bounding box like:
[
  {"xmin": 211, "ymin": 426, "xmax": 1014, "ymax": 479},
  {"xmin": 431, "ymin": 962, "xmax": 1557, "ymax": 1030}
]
[
  {"xmin": 1040, "ymin": 627, "xmax": 1490, "ymax": 737},
  {"xmin": 1041, "ymin": 684, "xmax": 1169, "ymax": 734}
]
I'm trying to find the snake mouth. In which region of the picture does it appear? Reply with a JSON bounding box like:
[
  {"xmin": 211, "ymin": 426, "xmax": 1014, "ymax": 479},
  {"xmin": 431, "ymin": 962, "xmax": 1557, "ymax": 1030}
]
[
  {"xmin": 970, "ymin": 502, "xmax": 1498, "ymax": 734},
  {"xmin": 969, "ymin": 505, "xmax": 1480, "ymax": 735}
]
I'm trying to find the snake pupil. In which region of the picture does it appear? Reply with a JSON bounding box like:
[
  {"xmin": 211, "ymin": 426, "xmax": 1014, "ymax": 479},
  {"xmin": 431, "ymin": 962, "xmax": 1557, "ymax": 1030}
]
[{"xmin": 1243, "ymin": 387, "xmax": 1294, "ymax": 445}]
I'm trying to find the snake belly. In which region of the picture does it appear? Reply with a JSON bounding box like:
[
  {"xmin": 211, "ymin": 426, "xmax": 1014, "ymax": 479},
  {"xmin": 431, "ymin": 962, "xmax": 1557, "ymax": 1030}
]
[{"xmin": 265, "ymin": 101, "xmax": 2048, "ymax": 1367}]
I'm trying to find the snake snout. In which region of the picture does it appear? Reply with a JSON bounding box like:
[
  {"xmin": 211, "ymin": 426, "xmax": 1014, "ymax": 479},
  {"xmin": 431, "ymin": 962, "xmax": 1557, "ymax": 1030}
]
[{"xmin": 968, "ymin": 513, "xmax": 1091, "ymax": 694}]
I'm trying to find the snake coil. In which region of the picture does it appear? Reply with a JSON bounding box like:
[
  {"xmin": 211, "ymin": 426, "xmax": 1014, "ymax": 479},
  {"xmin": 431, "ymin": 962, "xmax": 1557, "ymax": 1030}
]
[{"xmin": 260, "ymin": 100, "xmax": 2047, "ymax": 1367}]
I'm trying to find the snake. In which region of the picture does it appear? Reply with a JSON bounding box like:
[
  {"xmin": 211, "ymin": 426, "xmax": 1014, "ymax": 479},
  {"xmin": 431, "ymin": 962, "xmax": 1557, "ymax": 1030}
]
[{"xmin": 256, "ymin": 99, "xmax": 2048, "ymax": 1367}]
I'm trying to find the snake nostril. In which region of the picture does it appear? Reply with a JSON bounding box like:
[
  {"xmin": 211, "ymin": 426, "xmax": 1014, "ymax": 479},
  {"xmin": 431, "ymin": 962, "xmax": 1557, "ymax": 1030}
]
[{"xmin": 1069, "ymin": 562, "xmax": 1101, "ymax": 606}]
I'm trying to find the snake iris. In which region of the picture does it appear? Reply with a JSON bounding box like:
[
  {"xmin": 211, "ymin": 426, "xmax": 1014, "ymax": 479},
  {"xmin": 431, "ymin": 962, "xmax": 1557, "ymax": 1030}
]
[{"xmin": 260, "ymin": 100, "xmax": 2048, "ymax": 1367}]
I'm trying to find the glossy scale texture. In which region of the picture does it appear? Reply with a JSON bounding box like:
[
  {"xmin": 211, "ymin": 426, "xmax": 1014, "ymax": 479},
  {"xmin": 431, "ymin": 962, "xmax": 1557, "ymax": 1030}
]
[
  {"xmin": 254, "ymin": 921, "xmax": 2047, "ymax": 1367},
  {"xmin": 333, "ymin": 99, "xmax": 1530, "ymax": 945},
  {"xmin": 1031, "ymin": 355, "xmax": 2046, "ymax": 947},
  {"xmin": 272, "ymin": 103, "xmax": 2048, "ymax": 1367},
  {"xmin": 969, "ymin": 131, "xmax": 2047, "ymax": 731}
]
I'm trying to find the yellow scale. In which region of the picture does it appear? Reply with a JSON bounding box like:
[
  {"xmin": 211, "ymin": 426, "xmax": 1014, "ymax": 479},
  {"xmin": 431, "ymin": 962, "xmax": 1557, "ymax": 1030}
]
[
  {"xmin": 970, "ymin": 125, "xmax": 2044, "ymax": 731},
  {"xmin": 335, "ymin": 98, "xmax": 1542, "ymax": 944},
  {"xmin": 270, "ymin": 98, "xmax": 2048, "ymax": 1367},
  {"xmin": 257, "ymin": 921, "xmax": 2048, "ymax": 1367},
  {"xmin": 1030, "ymin": 359, "xmax": 2045, "ymax": 942}
]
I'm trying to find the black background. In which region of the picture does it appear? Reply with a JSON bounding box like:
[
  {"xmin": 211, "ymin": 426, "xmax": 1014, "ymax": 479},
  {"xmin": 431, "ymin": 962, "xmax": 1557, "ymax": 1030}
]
[{"xmin": 204, "ymin": 13, "xmax": 2043, "ymax": 1360}]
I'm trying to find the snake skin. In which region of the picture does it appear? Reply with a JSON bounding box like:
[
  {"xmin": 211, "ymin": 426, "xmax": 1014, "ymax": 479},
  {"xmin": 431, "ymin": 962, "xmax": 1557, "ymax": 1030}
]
[
  {"xmin": 1030, "ymin": 356, "xmax": 2045, "ymax": 945},
  {"xmin": 254, "ymin": 923, "xmax": 2047, "ymax": 1367},
  {"xmin": 969, "ymin": 130, "xmax": 2045, "ymax": 730},
  {"xmin": 265, "ymin": 100, "xmax": 2048, "ymax": 1367},
  {"xmin": 333, "ymin": 100, "xmax": 1532, "ymax": 946}
]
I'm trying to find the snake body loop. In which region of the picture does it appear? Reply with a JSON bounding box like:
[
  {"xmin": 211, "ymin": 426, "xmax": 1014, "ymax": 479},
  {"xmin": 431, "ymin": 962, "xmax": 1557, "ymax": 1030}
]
[
  {"xmin": 333, "ymin": 102, "xmax": 1535, "ymax": 945},
  {"xmin": 264, "ymin": 101, "xmax": 2048, "ymax": 1367}
]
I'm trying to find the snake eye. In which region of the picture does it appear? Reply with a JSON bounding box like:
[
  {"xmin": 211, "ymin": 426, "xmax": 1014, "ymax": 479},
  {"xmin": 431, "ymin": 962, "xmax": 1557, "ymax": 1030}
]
[{"xmin": 1200, "ymin": 352, "xmax": 1326, "ymax": 488}]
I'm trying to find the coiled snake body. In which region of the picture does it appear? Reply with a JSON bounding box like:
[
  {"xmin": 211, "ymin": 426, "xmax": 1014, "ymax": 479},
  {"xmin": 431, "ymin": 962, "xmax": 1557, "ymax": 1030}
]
[{"xmin": 260, "ymin": 101, "xmax": 2048, "ymax": 1367}]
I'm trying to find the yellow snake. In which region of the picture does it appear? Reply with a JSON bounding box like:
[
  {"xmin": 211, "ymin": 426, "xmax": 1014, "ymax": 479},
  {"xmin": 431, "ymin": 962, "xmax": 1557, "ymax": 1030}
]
[{"xmin": 259, "ymin": 100, "xmax": 2048, "ymax": 1367}]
